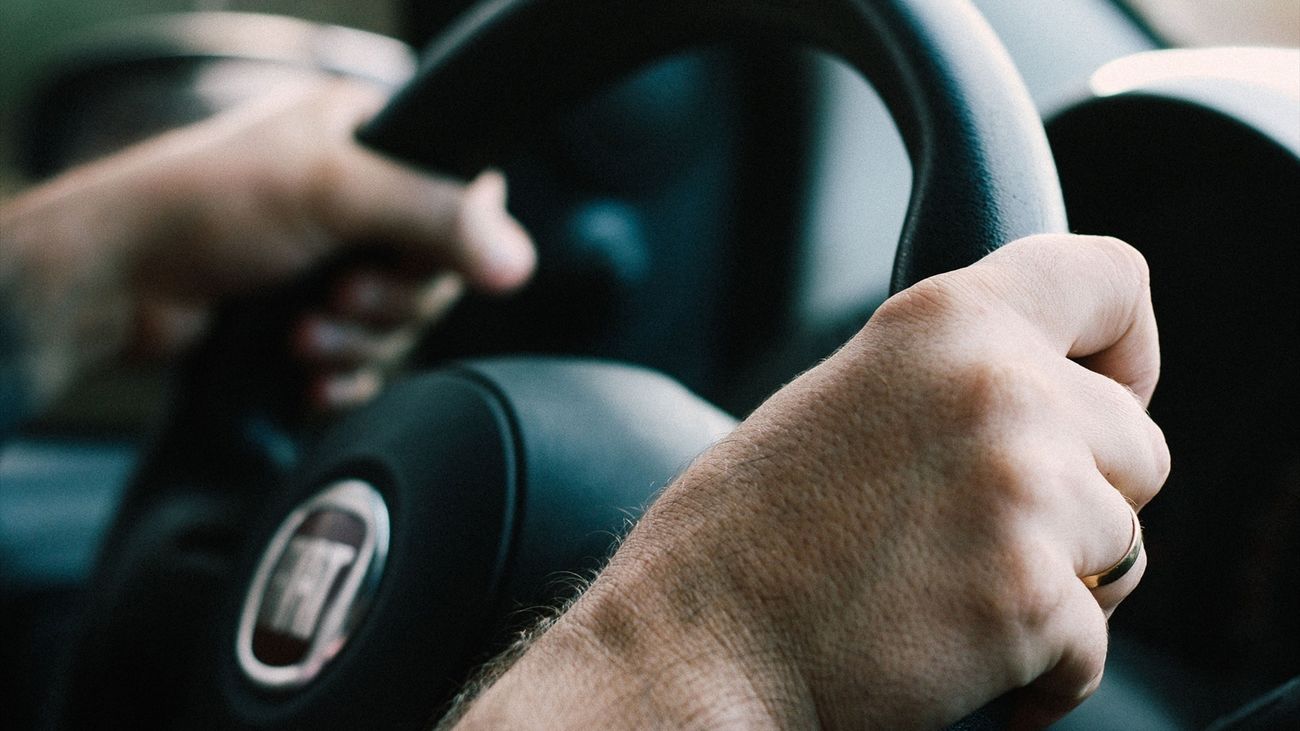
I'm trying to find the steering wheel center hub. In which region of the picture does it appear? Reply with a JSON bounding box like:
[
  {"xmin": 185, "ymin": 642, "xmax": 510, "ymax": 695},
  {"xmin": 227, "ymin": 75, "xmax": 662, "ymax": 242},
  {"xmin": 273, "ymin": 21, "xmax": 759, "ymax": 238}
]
[{"xmin": 235, "ymin": 479, "xmax": 390, "ymax": 691}]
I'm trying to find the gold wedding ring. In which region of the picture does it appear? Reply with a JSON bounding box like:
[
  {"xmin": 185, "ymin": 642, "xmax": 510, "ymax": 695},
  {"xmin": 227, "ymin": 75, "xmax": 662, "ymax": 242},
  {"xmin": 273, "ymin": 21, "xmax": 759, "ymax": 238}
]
[{"xmin": 1082, "ymin": 505, "xmax": 1143, "ymax": 590}]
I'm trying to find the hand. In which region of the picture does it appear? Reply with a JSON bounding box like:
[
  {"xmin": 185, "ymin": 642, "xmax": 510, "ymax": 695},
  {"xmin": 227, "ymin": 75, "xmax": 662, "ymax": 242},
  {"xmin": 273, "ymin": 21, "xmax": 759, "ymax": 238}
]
[
  {"xmin": 1, "ymin": 80, "xmax": 535, "ymax": 413},
  {"xmin": 452, "ymin": 235, "xmax": 1169, "ymax": 730}
]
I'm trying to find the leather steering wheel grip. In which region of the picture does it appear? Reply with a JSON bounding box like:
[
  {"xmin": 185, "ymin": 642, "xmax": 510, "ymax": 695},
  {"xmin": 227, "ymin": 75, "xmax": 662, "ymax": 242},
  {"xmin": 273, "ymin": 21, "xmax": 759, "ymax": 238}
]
[
  {"xmin": 358, "ymin": 3, "xmax": 1065, "ymax": 728},
  {"xmin": 54, "ymin": 3, "xmax": 1066, "ymax": 729},
  {"xmin": 358, "ymin": 0, "xmax": 1067, "ymax": 293}
]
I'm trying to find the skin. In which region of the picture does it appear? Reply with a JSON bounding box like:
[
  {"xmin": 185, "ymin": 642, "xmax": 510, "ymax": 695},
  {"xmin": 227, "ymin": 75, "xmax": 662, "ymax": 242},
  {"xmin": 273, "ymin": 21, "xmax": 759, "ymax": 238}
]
[
  {"xmin": 0, "ymin": 80, "xmax": 535, "ymax": 414},
  {"xmin": 1, "ymin": 78, "xmax": 1169, "ymax": 730},
  {"xmin": 451, "ymin": 235, "xmax": 1168, "ymax": 730}
]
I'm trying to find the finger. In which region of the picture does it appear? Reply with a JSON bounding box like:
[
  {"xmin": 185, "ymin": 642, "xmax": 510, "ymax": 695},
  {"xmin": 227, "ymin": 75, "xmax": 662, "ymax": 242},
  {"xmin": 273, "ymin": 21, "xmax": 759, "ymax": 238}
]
[
  {"xmin": 456, "ymin": 170, "xmax": 537, "ymax": 292},
  {"xmin": 333, "ymin": 269, "xmax": 465, "ymax": 327},
  {"xmin": 1097, "ymin": 545, "xmax": 1147, "ymax": 619},
  {"xmin": 975, "ymin": 235, "xmax": 1160, "ymax": 405},
  {"xmin": 294, "ymin": 315, "xmax": 416, "ymax": 368},
  {"xmin": 1076, "ymin": 483, "xmax": 1149, "ymax": 613},
  {"xmin": 1069, "ymin": 483, "xmax": 1147, "ymax": 615},
  {"xmin": 311, "ymin": 368, "xmax": 383, "ymax": 411},
  {"xmin": 321, "ymin": 127, "xmax": 536, "ymax": 293},
  {"xmin": 333, "ymin": 270, "xmax": 422, "ymax": 326},
  {"xmin": 413, "ymin": 272, "xmax": 465, "ymax": 322},
  {"xmin": 1007, "ymin": 576, "xmax": 1109, "ymax": 731},
  {"xmin": 1062, "ymin": 361, "xmax": 1172, "ymax": 508}
]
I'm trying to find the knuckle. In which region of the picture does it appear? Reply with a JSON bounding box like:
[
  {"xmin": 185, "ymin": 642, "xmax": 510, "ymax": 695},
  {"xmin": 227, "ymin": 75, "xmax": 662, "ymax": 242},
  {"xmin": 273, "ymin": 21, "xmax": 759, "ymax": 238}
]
[
  {"xmin": 1088, "ymin": 375, "xmax": 1170, "ymax": 504},
  {"xmin": 947, "ymin": 357, "xmax": 1056, "ymax": 431},
  {"xmin": 1147, "ymin": 421, "xmax": 1173, "ymax": 500},
  {"xmin": 1082, "ymin": 666, "xmax": 1107, "ymax": 700},
  {"xmin": 1085, "ymin": 235, "xmax": 1150, "ymax": 290},
  {"xmin": 872, "ymin": 271, "xmax": 988, "ymax": 332},
  {"xmin": 979, "ymin": 442, "xmax": 1060, "ymax": 516},
  {"xmin": 873, "ymin": 277, "xmax": 957, "ymax": 329},
  {"xmin": 983, "ymin": 540, "xmax": 1065, "ymax": 639},
  {"xmin": 929, "ymin": 360, "xmax": 1067, "ymax": 509}
]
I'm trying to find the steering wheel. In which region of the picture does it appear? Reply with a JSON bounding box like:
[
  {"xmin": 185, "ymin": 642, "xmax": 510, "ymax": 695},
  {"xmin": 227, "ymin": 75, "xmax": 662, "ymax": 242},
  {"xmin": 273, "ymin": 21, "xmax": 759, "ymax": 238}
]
[{"xmin": 53, "ymin": 1, "xmax": 1065, "ymax": 728}]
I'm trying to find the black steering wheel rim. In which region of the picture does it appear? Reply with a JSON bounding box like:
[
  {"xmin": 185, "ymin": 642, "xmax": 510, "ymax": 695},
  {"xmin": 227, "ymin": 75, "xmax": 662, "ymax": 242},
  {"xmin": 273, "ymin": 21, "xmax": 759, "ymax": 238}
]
[
  {"xmin": 59, "ymin": 2, "xmax": 1067, "ymax": 728},
  {"xmin": 360, "ymin": 0, "xmax": 1067, "ymax": 293}
]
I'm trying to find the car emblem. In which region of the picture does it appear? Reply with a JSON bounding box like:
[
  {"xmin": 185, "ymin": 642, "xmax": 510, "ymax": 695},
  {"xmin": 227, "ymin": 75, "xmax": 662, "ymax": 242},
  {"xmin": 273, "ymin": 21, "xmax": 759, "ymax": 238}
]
[{"xmin": 236, "ymin": 479, "xmax": 389, "ymax": 690}]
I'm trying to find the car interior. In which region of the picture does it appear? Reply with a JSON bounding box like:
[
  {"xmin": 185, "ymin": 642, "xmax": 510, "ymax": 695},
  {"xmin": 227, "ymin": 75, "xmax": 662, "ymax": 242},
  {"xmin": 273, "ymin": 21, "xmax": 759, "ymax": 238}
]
[{"xmin": 1, "ymin": 0, "xmax": 1296, "ymax": 729}]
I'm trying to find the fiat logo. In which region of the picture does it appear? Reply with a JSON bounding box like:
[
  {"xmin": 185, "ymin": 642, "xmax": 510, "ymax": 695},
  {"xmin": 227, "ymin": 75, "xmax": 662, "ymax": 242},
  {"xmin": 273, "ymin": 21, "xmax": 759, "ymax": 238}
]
[{"xmin": 236, "ymin": 480, "xmax": 389, "ymax": 690}]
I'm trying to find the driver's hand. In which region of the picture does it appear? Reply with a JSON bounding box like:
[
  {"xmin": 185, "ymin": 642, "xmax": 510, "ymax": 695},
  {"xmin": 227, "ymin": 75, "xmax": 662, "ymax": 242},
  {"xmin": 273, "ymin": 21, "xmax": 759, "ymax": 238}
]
[
  {"xmin": 125, "ymin": 81, "xmax": 536, "ymax": 409},
  {"xmin": 1, "ymin": 80, "xmax": 535, "ymax": 414},
  {"xmin": 450, "ymin": 234, "xmax": 1169, "ymax": 731}
]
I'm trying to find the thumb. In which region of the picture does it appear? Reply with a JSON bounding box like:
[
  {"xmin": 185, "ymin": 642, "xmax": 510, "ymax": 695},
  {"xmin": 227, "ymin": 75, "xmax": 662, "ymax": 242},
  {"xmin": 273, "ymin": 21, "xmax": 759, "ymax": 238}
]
[
  {"xmin": 453, "ymin": 169, "xmax": 537, "ymax": 292},
  {"xmin": 315, "ymin": 84, "xmax": 535, "ymax": 292}
]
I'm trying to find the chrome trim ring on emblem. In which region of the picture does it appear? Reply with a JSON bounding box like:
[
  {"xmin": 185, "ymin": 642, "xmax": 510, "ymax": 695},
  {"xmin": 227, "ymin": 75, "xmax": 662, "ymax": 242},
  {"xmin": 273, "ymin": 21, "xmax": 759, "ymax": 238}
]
[{"xmin": 236, "ymin": 479, "xmax": 389, "ymax": 690}]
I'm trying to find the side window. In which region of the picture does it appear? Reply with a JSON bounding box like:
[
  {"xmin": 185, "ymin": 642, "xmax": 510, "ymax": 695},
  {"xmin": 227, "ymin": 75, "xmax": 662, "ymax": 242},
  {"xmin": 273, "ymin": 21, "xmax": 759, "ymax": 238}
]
[
  {"xmin": 1124, "ymin": 0, "xmax": 1300, "ymax": 47},
  {"xmin": 0, "ymin": 0, "xmax": 399, "ymax": 192}
]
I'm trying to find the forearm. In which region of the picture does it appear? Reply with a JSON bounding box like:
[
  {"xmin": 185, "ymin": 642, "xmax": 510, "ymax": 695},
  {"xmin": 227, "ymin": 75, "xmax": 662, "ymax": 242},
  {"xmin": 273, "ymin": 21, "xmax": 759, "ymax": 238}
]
[
  {"xmin": 446, "ymin": 452, "xmax": 819, "ymax": 730},
  {"xmin": 0, "ymin": 140, "xmax": 196, "ymax": 420}
]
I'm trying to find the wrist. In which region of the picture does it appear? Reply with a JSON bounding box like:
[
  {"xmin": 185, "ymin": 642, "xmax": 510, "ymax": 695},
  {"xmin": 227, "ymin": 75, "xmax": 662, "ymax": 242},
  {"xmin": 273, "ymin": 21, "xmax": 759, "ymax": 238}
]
[
  {"xmin": 458, "ymin": 582, "xmax": 809, "ymax": 730},
  {"xmin": 454, "ymin": 461, "xmax": 817, "ymax": 729}
]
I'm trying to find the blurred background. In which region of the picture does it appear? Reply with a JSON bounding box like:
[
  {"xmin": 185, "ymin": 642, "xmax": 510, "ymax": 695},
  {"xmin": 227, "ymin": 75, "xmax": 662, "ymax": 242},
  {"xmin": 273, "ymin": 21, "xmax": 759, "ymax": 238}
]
[
  {"xmin": 0, "ymin": 0, "xmax": 399, "ymax": 196},
  {"xmin": 3, "ymin": 0, "xmax": 1297, "ymax": 196}
]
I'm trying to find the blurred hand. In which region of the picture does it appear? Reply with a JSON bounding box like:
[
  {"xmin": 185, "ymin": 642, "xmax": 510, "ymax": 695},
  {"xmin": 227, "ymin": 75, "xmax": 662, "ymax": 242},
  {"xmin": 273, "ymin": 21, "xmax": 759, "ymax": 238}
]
[{"xmin": 2, "ymin": 80, "xmax": 535, "ymax": 412}]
